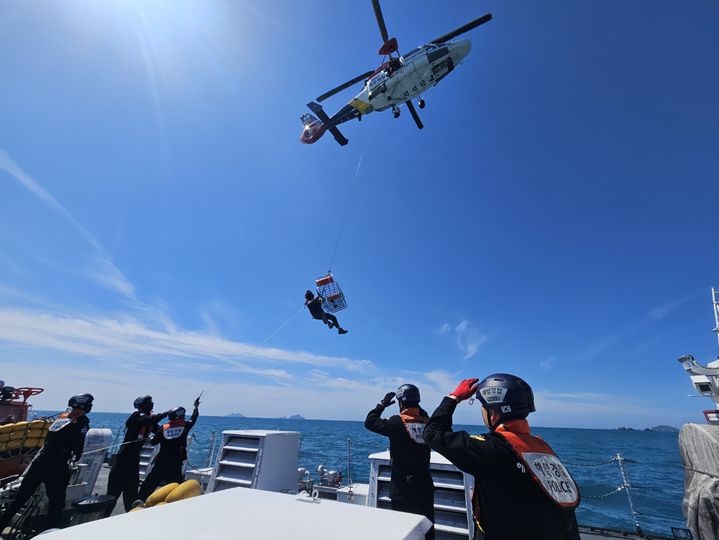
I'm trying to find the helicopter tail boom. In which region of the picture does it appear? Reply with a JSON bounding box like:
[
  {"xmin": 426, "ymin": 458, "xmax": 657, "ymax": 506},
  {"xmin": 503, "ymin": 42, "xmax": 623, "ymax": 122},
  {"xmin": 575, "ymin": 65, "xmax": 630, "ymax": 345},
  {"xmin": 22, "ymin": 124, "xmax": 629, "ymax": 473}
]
[{"xmin": 306, "ymin": 102, "xmax": 349, "ymax": 147}]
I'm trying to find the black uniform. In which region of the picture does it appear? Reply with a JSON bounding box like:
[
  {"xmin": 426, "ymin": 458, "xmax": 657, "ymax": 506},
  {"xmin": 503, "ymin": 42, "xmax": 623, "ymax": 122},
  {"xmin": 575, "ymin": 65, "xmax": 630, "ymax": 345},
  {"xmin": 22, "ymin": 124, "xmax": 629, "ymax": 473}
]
[
  {"xmin": 0, "ymin": 413, "xmax": 89, "ymax": 531},
  {"xmin": 106, "ymin": 410, "xmax": 168, "ymax": 513},
  {"xmin": 423, "ymin": 397, "xmax": 580, "ymax": 540},
  {"xmin": 306, "ymin": 296, "xmax": 340, "ymax": 328},
  {"xmin": 137, "ymin": 407, "xmax": 198, "ymax": 501},
  {"xmin": 365, "ymin": 404, "xmax": 435, "ymax": 539}
]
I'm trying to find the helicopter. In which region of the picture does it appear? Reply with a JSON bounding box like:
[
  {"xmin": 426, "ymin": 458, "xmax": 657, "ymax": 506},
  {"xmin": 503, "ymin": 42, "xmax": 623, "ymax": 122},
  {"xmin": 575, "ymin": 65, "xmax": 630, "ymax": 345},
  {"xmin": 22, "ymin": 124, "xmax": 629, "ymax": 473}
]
[{"xmin": 300, "ymin": 0, "xmax": 492, "ymax": 147}]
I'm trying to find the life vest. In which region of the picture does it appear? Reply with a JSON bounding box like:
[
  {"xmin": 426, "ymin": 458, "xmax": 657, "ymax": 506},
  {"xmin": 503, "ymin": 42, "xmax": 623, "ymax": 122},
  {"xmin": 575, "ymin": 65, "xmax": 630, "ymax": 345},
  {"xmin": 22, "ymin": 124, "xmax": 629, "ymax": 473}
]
[
  {"xmin": 399, "ymin": 408, "xmax": 428, "ymax": 445},
  {"xmin": 162, "ymin": 419, "xmax": 186, "ymax": 440},
  {"xmin": 48, "ymin": 411, "xmax": 75, "ymax": 433},
  {"xmin": 495, "ymin": 420, "xmax": 580, "ymax": 508}
]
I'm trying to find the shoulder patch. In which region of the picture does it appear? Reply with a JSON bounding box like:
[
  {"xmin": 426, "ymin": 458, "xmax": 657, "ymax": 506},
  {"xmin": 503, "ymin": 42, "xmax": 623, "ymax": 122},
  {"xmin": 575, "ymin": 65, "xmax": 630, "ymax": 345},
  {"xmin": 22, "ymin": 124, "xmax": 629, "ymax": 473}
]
[{"xmin": 470, "ymin": 435, "xmax": 486, "ymax": 442}]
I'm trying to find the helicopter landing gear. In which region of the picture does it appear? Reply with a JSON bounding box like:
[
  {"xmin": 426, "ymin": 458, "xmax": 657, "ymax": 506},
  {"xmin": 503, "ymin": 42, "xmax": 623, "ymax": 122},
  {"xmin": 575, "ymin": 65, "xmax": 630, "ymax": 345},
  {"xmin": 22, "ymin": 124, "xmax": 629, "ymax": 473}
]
[
  {"xmin": 392, "ymin": 105, "xmax": 401, "ymax": 119},
  {"xmin": 418, "ymin": 98, "xmax": 425, "ymax": 109}
]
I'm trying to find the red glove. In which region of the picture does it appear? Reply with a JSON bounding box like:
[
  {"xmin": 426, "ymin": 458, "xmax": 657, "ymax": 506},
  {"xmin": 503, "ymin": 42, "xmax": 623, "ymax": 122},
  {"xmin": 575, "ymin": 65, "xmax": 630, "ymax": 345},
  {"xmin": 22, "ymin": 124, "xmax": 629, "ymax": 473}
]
[{"xmin": 450, "ymin": 378, "xmax": 479, "ymax": 402}]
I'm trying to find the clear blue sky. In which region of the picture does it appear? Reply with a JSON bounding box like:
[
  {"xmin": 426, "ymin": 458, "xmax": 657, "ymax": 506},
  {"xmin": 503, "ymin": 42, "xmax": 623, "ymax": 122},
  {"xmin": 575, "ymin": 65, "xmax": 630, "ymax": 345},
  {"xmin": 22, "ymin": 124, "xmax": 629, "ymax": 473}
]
[{"xmin": 1, "ymin": 0, "xmax": 717, "ymax": 428}]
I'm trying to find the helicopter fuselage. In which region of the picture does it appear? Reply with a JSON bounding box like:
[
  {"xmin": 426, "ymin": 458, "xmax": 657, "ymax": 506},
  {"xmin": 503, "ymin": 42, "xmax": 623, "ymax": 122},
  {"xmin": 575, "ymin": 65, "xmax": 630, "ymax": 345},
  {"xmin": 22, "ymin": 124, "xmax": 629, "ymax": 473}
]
[
  {"xmin": 352, "ymin": 39, "xmax": 471, "ymax": 115},
  {"xmin": 301, "ymin": 38, "xmax": 473, "ymax": 145}
]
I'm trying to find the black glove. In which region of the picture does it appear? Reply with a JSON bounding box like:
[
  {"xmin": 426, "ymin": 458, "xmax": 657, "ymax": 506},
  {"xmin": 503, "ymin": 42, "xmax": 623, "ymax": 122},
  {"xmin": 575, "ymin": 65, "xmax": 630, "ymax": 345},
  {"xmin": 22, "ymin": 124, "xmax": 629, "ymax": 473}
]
[{"xmin": 380, "ymin": 392, "xmax": 396, "ymax": 408}]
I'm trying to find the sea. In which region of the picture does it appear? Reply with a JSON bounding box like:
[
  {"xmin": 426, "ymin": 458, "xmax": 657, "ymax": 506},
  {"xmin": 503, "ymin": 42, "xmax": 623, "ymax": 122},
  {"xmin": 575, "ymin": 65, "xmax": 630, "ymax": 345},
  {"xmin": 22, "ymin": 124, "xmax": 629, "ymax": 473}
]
[{"xmin": 41, "ymin": 412, "xmax": 686, "ymax": 538}]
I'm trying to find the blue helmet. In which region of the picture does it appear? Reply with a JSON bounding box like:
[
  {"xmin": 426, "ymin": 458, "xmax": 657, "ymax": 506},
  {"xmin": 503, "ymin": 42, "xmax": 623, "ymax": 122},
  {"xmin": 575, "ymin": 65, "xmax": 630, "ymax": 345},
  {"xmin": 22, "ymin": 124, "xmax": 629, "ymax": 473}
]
[
  {"xmin": 396, "ymin": 384, "xmax": 420, "ymax": 406},
  {"xmin": 169, "ymin": 406, "xmax": 186, "ymax": 421},
  {"xmin": 476, "ymin": 373, "xmax": 535, "ymax": 423},
  {"xmin": 133, "ymin": 395, "xmax": 153, "ymax": 412},
  {"xmin": 69, "ymin": 394, "xmax": 94, "ymax": 412}
]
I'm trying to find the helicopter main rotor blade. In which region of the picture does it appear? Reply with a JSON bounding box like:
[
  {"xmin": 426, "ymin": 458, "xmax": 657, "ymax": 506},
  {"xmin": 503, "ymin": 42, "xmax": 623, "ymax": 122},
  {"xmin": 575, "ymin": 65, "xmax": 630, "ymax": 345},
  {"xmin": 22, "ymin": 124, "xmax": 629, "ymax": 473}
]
[
  {"xmin": 405, "ymin": 100, "xmax": 423, "ymax": 130},
  {"xmin": 429, "ymin": 13, "xmax": 492, "ymax": 45},
  {"xmin": 371, "ymin": 0, "xmax": 390, "ymax": 44},
  {"xmin": 317, "ymin": 70, "xmax": 375, "ymax": 103}
]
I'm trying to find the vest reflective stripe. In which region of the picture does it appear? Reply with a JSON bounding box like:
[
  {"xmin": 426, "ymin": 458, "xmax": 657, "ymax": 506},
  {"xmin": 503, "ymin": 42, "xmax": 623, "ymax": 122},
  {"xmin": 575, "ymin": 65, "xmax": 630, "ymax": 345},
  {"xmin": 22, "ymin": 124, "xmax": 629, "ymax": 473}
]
[
  {"xmin": 163, "ymin": 420, "xmax": 186, "ymax": 440},
  {"xmin": 496, "ymin": 424, "xmax": 579, "ymax": 508},
  {"xmin": 49, "ymin": 412, "xmax": 73, "ymax": 433},
  {"xmin": 400, "ymin": 409, "xmax": 428, "ymax": 445}
]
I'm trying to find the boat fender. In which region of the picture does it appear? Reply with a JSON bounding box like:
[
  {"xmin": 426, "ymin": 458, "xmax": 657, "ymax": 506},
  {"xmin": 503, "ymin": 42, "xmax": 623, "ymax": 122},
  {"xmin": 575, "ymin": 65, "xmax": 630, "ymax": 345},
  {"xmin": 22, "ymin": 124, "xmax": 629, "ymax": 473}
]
[
  {"xmin": 128, "ymin": 507, "xmax": 143, "ymax": 513},
  {"xmin": 10, "ymin": 421, "xmax": 29, "ymax": 433},
  {"xmin": 144, "ymin": 482, "xmax": 180, "ymax": 507},
  {"xmin": 4, "ymin": 439, "xmax": 23, "ymax": 451},
  {"xmin": 165, "ymin": 480, "xmax": 202, "ymax": 503},
  {"xmin": 0, "ymin": 424, "xmax": 15, "ymax": 435}
]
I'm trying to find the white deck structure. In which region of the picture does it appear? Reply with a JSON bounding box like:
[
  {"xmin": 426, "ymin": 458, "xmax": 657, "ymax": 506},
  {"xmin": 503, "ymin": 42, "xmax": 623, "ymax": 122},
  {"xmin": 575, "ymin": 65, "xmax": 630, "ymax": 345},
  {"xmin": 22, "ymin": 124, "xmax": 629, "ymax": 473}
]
[{"xmin": 41, "ymin": 487, "xmax": 432, "ymax": 540}]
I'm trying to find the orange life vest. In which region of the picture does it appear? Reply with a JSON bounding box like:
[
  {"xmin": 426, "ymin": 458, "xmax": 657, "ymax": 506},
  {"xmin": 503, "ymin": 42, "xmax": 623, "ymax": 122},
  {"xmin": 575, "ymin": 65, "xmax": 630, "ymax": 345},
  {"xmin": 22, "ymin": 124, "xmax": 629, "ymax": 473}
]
[
  {"xmin": 162, "ymin": 419, "xmax": 186, "ymax": 440},
  {"xmin": 399, "ymin": 408, "xmax": 428, "ymax": 445},
  {"xmin": 495, "ymin": 420, "xmax": 580, "ymax": 508}
]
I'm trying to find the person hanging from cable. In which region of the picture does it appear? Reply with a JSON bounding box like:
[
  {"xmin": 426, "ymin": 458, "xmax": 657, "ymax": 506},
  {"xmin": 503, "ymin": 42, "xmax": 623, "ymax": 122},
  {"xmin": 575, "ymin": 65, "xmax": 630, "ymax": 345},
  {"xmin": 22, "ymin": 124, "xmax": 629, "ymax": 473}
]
[
  {"xmin": 304, "ymin": 290, "xmax": 348, "ymax": 334},
  {"xmin": 137, "ymin": 397, "xmax": 200, "ymax": 502},
  {"xmin": 0, "ymin": 394, "xmax": 93, "ymax": 533}
]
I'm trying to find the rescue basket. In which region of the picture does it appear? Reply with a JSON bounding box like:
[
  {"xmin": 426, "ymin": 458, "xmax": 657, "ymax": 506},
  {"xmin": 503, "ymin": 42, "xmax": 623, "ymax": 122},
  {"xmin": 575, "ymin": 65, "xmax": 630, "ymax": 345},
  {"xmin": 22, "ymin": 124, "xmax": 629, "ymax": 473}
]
[{"xmin": 315, "ymin": 274, "xmax": 348, "ymax": 313}]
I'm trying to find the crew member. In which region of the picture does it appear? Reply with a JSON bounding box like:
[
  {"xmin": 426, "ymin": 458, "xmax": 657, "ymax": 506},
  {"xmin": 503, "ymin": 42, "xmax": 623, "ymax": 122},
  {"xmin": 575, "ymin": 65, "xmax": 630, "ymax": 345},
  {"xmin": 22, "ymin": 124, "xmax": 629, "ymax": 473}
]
[
  {"xmin": 364, "ymin": 385, "xmax": 435, "ymax": 539},
  {"xmin": 0, "ymin": 394, "xmax": 93, "ymax": 533},
  {"xmin": 138, "ymin": 397, "xmax": 200, "ymax": 502},
  {"xmin": 423, "ymin": 374, "xmax": 581, "ymax": 540},
  {"xmin": 105, "ymin": 395, "xmax": 170, "ymax": 514},
  {"xmin": 305, "ymin": 291, "xmax": 348, "ymax": 334}
]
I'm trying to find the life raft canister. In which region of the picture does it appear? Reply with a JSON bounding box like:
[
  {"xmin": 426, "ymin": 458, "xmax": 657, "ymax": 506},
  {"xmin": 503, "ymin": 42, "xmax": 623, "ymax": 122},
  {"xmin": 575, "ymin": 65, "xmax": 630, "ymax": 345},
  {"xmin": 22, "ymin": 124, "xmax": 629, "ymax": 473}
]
[
  {"xmin": 496, "ymin": 422, "xmax": 580, "ymax": 508},
  {"xmin": 400, "ymin": 409, "xmax": 428, "ymax": 445},
  {"xmin": 162, "ymin": 419, "xmax": 186, "ymax": 440}
]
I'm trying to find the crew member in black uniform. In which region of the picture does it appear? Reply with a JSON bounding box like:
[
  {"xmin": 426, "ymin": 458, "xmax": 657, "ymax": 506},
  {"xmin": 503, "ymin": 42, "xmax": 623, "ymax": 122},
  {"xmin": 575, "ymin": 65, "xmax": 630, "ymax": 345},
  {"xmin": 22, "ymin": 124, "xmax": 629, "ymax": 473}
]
[
  {"xmin": 423, "ymin": 374, "xmax": 581, "ymax": 540},
  {"xmin": 137, "ymin": 397, "xmax": 200, "ymax": 502},
  {"xmin": 304, "ymin": 290, "xmax": 348, "ymax": 334},
  {"xmin": 364, "ymin": 385, "xmax": 435, "ymax": 539},
  {"xmin": 105, "ymin": 395, "xmax": 169, "ymax": 514},
  {"xmin": 0, "ymin": 394, "xmax": 93, "ymax": 533}
]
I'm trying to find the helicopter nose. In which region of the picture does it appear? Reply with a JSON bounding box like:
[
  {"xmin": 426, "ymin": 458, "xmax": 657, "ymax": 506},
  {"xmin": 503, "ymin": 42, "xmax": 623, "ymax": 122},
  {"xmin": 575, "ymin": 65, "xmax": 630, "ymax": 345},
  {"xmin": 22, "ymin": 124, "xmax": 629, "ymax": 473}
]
[{"xmin": 451, "ymin": 39, "xmax": 472, "ymax": 63}]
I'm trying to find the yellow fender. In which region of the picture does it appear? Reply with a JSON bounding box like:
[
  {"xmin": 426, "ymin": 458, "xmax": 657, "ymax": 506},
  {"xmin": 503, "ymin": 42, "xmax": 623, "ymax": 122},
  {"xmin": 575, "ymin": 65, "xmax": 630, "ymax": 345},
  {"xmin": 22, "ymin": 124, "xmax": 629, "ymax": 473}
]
[
  {"xmin": 27, "ymin": 428, "xmax": 48, "ymax": 439},
  {"xmin": 0, "ymin": 424, "xmax": 14, "ymax": 436},
  {"xmin": 23, "ymin": 437, "xmax": 43, "ymax": 449},
  {"xmin": 0, "ymin": 433, "xmax": 10, "ymax": 444},
  {"xmin": 165, "ymin": 480, "xmax": 202, "ymax": 503},
  {"xmin": 29, "ymin": 419, "xmax": 51, "ymax": 429},
  {"xmin": 144, "ymin": 483, "xmax": 179, "ymax": 507},
  {"xmin": 10, "ymin": 421, "xmax": 28, "ymax": 433},
  {"xmin": 128, "ymin": 506, "xmax": 143, "ymax": 513},
  {"xmin": 4, "ymin": 439, "xmax": 23, "ymax": 450}
]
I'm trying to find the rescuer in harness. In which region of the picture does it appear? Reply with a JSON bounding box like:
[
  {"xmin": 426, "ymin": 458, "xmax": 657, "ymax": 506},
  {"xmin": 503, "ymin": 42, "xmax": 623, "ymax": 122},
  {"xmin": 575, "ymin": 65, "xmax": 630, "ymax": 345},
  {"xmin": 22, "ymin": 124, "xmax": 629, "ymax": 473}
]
[
  {"xmin": 137, "ymin": 397, "xmax": 200, "ymax": 502},
  {"xmin": 105, "ymin": 395, "xmax": 171, "ymax": 515},
  {"xmin": 423, "ymin": 374, "xmax": 581, "ymax": 540},
  {"xmin": 0, "ymin": 394, "xmax": 93, "ymax": 533},
  {"xmin": 304, "ymin": 290, "xmax": 348, "ymax": 334},
  {"xmin": 364, "ymin": 385, "xmax": 435, "ymax": 539}
]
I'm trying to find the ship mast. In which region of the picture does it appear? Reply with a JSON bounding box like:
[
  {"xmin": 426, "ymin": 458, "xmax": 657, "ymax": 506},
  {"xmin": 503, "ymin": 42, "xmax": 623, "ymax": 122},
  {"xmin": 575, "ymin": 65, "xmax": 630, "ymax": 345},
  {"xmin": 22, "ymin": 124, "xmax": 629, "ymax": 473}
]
[
  {"xmin": 713, "ymin": 287, "xmax": 719, "ymax": 353},
  {"xmin": 677, "ymin": 288, "xmax": 719, "ymax": 422}
]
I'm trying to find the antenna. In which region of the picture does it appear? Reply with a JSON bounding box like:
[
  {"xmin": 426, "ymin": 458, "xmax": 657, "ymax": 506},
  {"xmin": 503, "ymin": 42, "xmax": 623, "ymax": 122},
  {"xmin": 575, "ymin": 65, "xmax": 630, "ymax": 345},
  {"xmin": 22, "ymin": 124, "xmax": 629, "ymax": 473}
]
[{"xmin": 712, "ymin": 287, "xmax": 719, "ymax": 353}]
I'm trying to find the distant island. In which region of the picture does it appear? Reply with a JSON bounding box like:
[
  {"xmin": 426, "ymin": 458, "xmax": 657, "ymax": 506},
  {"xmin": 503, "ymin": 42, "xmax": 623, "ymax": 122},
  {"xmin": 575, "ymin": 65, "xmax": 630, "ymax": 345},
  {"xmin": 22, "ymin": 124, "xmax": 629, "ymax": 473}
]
[
  {"xmin": 644, "ymin": 425, "xmax": 679, "ymax": 432},
  {"xmin": 616, "ymin": 425, "xmax": 678, "ymax": 432},
  {"xmin": 224, "ymin": 413, "xmax": 305, "ymax": 420}
]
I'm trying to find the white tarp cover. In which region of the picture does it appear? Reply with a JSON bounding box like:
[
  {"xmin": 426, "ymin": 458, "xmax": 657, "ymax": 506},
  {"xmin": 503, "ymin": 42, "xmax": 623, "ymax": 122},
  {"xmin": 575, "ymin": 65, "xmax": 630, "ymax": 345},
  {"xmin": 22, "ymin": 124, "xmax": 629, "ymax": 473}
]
[
  {"xmin": 41, "ymin": 485, "xmax": 431, "ymax": 540},
  {"xmin": 679, "ymin": 423, "xmax": 719, "ymax": 539}
]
